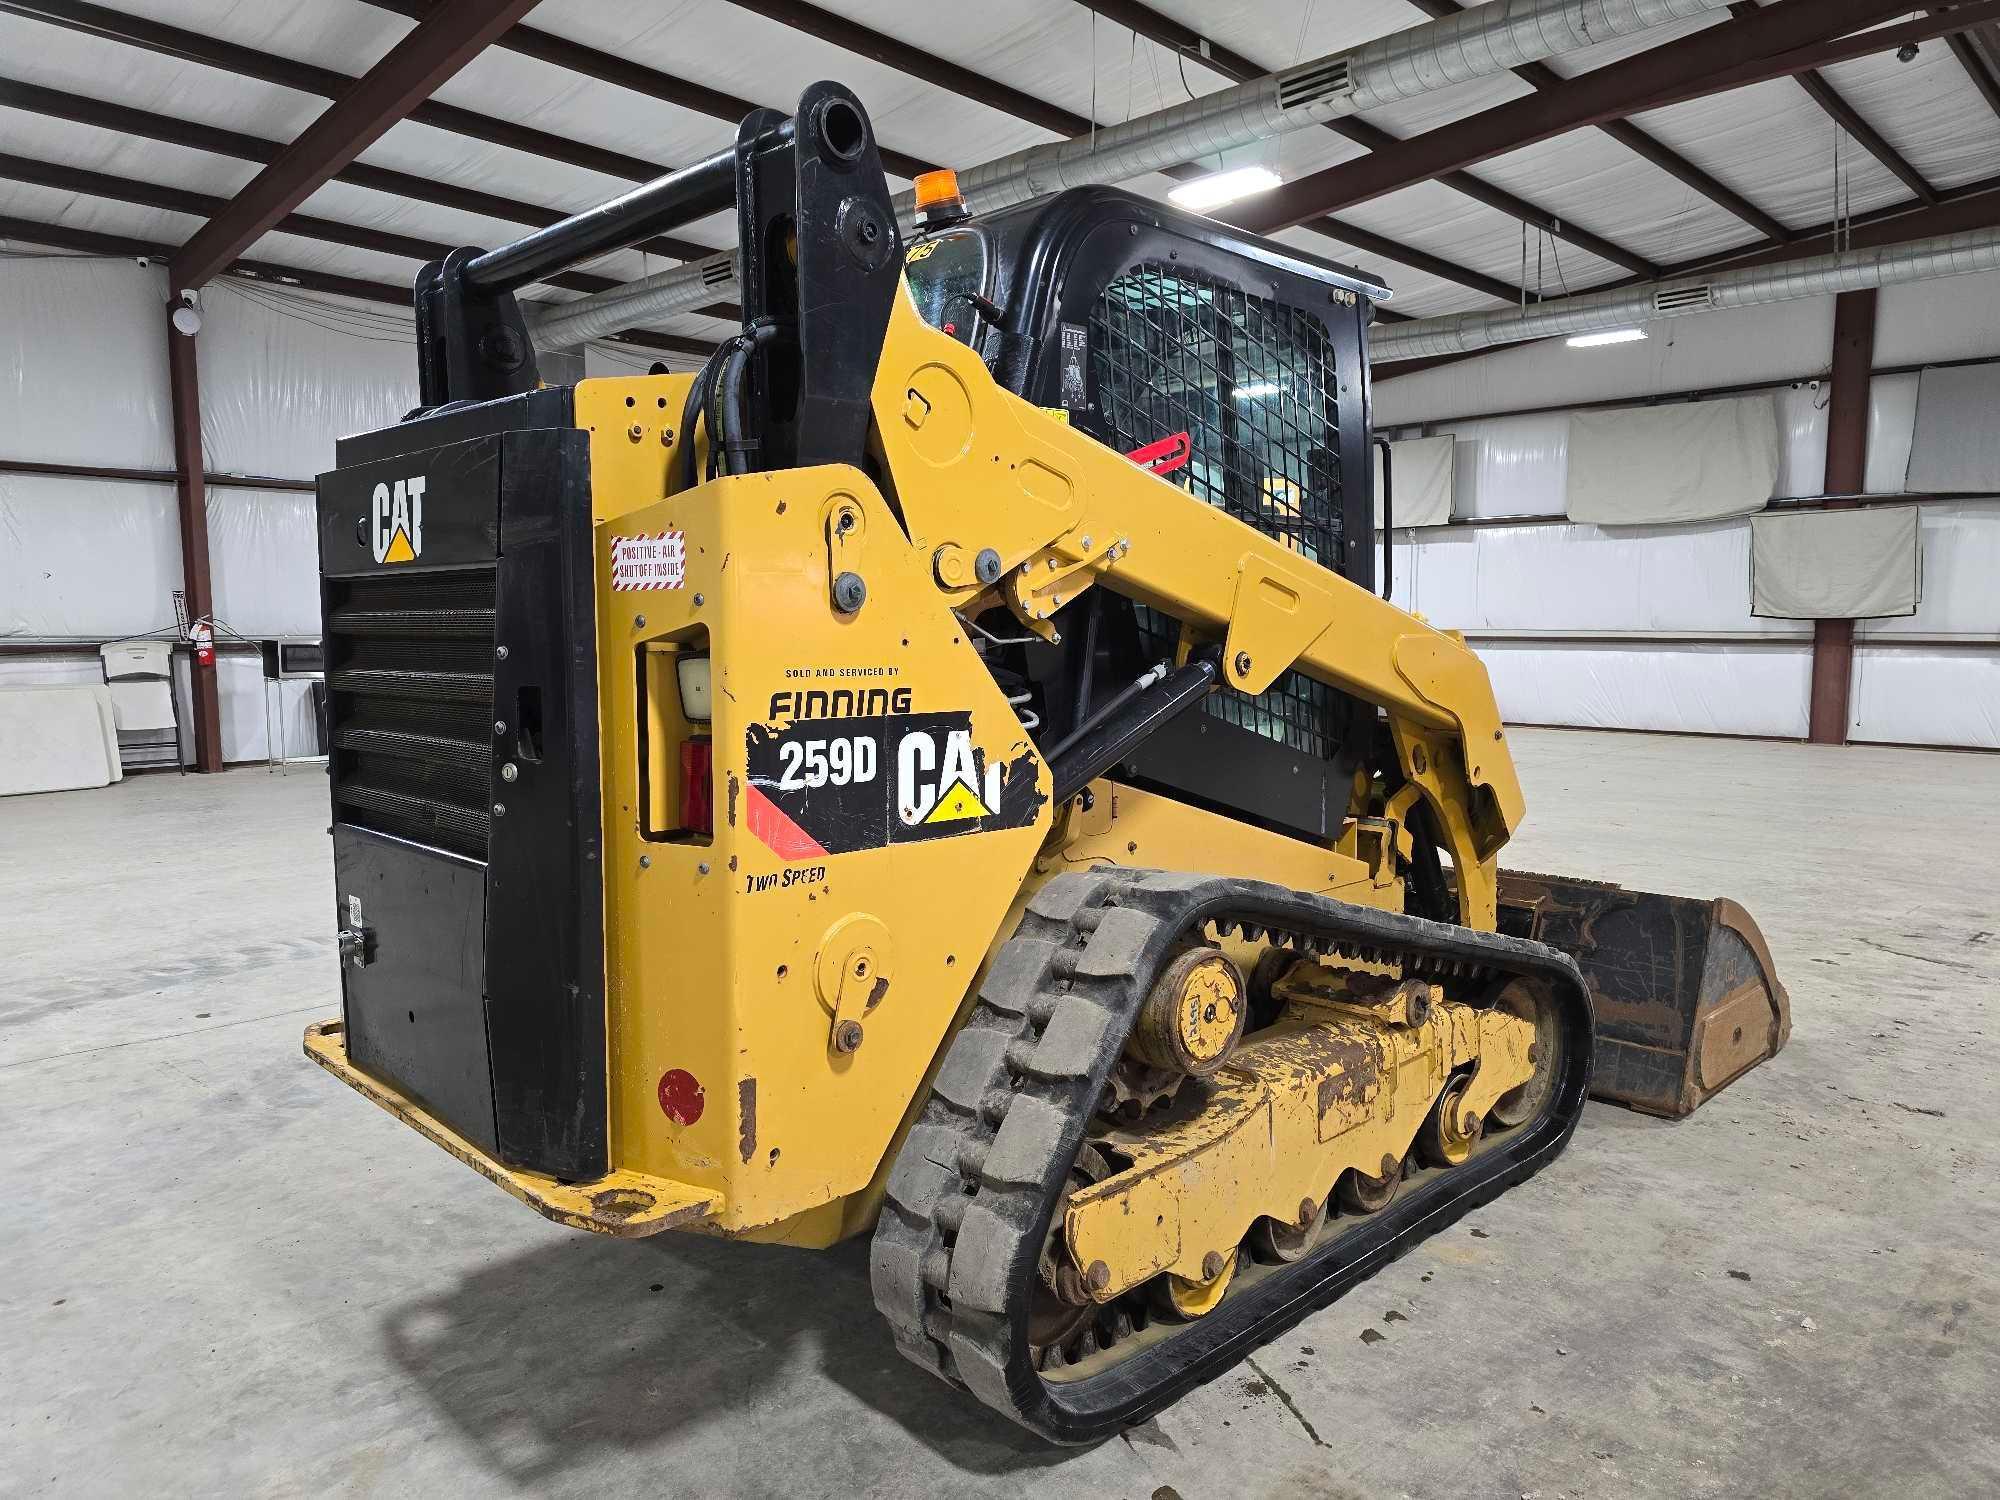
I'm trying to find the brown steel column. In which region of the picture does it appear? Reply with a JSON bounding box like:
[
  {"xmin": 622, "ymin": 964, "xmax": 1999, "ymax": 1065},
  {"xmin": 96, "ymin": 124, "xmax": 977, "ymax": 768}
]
[
  {"xmin": 1808, "ymin": 288, "xmax": 1879, "ymax": 746},
  {"xmin": 166, "ymin": 303, "xmax": 224, "ymax": 771}
]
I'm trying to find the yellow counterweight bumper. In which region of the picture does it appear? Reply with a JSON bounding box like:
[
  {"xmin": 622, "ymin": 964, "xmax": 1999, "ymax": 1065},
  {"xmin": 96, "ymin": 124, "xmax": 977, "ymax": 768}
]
[{"xmin": 304, "ymin": 1019, "xmax": 718, "ymax": 1237}]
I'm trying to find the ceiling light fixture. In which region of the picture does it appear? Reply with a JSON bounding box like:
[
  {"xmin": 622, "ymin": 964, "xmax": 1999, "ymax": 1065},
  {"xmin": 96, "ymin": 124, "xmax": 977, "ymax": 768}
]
[
  {"xmin": 1566, "ymin": 327, "xmax": 1649, "ymax": 349},
  {"xmin": 1168, "ymin": 165, "xmax": 1283, "ymax": 214}
]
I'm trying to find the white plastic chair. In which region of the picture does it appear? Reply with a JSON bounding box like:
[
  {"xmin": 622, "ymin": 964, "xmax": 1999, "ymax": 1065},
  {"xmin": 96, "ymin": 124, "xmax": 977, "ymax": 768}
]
[{"xmin": 99, "ymin": 639, "xmax": 185, "ymax": 772}]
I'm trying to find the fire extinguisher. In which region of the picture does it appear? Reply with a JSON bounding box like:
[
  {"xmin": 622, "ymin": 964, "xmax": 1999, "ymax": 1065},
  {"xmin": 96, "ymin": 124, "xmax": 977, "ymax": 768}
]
[{"xmin": 191, "ymin": 619, "xmax": 215, "ymax": 669}]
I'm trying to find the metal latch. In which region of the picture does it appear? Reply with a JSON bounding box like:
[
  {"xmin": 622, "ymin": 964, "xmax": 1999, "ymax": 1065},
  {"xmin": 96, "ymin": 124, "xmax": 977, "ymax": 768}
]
[
  {"xmin": 337, "ymin": 893, "xmax": 375, "ymax": 969},
  {"xmin": 815, "ymin": 913, "xmax": 895, "ymax": 1056}
]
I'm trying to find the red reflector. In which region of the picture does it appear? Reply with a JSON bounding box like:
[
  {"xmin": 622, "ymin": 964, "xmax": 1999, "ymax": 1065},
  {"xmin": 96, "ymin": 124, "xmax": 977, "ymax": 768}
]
[{"xmin": 680, "ymin": 738, "xmax": 713, "ymax": 834}]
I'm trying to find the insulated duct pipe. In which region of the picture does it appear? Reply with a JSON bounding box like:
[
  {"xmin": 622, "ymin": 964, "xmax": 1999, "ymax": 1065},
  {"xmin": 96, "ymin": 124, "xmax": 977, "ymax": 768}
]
[
  {"xmin": 529, "ymin": 0, "xmax": 1730, "ymax": 352},
  {"xmin": 947, "ymin": 0, "xmax": 1727, "ymax": 219},
  {"xmin": 1370, "ymin": 226, "xmax": 2000, "ymax": 362},
  {"xmin": 528, "ymin": 247, "xmax": 739, "ymax": 353}
]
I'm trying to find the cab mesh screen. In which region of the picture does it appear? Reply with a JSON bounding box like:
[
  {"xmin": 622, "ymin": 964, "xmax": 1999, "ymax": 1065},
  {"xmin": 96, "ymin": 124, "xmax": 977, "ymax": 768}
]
[{"xmin": 1088, "ymin": 260, "xmax": 1344, "ymax": 758}]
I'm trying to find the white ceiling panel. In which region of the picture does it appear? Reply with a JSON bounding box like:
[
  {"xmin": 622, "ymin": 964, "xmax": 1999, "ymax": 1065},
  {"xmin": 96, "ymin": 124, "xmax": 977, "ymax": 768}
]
[
  {"xmin": 1, "ymin": 0, "xmax": 1993, "ymax": 366},
  {"xmin": 350, "ymin": 117, "xmax": 648, "ymax": 221},
  {"xmin": 1816, "ymin": 45, "xmax": 2000, "ymax": 194},
  {"xmin": 237, "ymin": 227, "xmax": 431, "ymax": 288},
  {"xmin": 807, "ymin": 0, "xmax": 1213, "ymax": 146},
  {"xmin": 1338, "ymin": 179, "xmax": 1628, "ymax": 298},
  {"xmin": 1113, "ymin": 0, "xmax": 1456, "ymax": 77},
  {"xmin": 0, "ymin": 13, "xmax": 323, "ymax": 144},
  {"xmin": 0, "ymin": 178, "xmax": 195, "ymax": 249},
  {"xmin": 136, "ymin": 0, "xmax": 409, "ymax": 74},
  {"xmin": 425, "ymin": 33, "xmax": 735, "ymax": 176},
  {"xmin": 1630, "ymin": 76, "xmax": 1912, "ymax": 233},
  {"xmin": 520, "ymin": 0, "xmax": 1045, "ymax": 182},
  {"xmin": 1471, "ymin": 125, "xmax": 1755, "ymax": 270},
  {"xmin": 0, "ymin": 111, "xmax": 260, "ymax": 204}
]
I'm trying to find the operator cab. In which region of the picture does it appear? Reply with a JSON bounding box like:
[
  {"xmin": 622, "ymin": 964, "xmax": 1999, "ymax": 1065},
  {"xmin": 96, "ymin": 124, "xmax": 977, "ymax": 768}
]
[{"xmin": 902, "ymin": 184, "xmax": 1392, "ymax": 843}]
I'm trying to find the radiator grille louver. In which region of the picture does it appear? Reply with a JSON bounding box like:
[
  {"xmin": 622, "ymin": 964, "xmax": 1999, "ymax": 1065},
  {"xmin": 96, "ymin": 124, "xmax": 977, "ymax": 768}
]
[{"xmin": 325, "ymin": 568, "xmax": 496, "ymax": 860}]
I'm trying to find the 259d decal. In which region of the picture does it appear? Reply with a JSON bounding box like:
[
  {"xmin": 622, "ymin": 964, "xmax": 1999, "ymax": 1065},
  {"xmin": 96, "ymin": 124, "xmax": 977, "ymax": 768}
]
[{"xmin": 743, "ymin": 711, "xmax": 1042, "ymax": 860}]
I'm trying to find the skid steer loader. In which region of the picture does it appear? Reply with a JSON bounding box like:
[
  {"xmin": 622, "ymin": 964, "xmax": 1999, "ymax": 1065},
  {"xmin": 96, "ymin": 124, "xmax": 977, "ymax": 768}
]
[{"xmin": 303, "ymin": 85, "xmax": 1788, "ymax": 1442}]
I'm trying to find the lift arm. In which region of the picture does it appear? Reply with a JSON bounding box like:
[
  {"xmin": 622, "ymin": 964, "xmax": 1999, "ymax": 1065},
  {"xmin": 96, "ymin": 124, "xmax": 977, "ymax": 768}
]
[{"xmin": 867, "ymin": 291, "xmax": 1519, "ymax": 928}]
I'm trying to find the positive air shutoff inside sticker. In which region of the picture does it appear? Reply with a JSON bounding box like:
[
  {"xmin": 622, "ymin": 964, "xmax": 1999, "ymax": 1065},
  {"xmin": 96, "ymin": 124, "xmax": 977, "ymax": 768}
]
[
  {"xmin": 744, "ymin": 711, "xmax": 1041, "ymax": 860},
  {"xmin": 611, "ymin": 530, "xmax": 685, "ymax": 591}
]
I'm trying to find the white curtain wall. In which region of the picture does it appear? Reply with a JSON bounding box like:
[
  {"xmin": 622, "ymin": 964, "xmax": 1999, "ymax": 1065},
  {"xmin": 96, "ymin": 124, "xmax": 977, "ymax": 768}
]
[
  {"xmin": 1, "ymin": 257, "xmax": 417, "ymax": 763},
  {"xmin": 1379, "ymin": 289, "xmax": 2000, "ymax": 747},
  {"xmin": 6, "ymin": 254, "xmax": 1999, "ymax": 761}
]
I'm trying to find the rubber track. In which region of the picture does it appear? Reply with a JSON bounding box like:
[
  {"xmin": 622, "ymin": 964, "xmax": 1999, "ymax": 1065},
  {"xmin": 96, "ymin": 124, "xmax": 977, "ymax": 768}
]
[{"xmin": 870, "ymin": 868, "xmax": 1596, "ymax": 1444}]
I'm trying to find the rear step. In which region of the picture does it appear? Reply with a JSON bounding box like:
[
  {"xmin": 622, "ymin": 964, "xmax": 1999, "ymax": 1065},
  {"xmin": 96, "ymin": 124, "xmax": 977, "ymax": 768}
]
[
  {"xmin": 304, "ymin": 1020, "xmax": 717, "ymax": 1236},
  {"xmin": 1494, "ymin": 871, "xmax": 1791, "ymax": 1118}
]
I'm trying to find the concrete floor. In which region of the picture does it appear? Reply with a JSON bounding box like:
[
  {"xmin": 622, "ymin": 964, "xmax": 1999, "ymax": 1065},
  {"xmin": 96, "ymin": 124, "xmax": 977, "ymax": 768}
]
[{"xmin": 4, "ymin": 728, "xmax": 1998, "ymax": 1498}]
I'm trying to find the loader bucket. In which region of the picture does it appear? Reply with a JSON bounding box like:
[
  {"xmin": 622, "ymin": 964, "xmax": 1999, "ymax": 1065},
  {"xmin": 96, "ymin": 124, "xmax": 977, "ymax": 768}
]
[{"xmin": 1493, "ymin": 871, "xmax": 1791, "ymax": 1118}]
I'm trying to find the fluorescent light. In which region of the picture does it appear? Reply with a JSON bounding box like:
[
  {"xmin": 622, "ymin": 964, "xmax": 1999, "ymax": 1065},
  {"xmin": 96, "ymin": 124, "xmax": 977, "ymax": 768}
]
[
  {"xmin": 1233, "ymin": 380, "xmax": 1285, "ymax": 400},
  {"xmin": 1566, "ymin": 327, "xmax": 1649, "ymax": 348},
  {"xmin": 1168, "ymin": 165, "xmax": 1283, "ymax": 213}
]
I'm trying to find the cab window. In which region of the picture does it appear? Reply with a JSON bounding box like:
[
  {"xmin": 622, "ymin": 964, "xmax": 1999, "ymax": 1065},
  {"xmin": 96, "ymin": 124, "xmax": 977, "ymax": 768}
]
[{"xmin": 904, "ymin": 230, "xmax": 989, "ymax": 345}]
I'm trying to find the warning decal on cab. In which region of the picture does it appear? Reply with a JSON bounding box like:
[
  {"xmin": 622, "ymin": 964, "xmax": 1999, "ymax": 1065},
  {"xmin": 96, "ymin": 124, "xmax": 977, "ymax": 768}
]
[
  {"xmin": 743, "ymin": 711, "xmax": 1042, "ymax": 858},
  {"xmin": 611, "ymin": 530, "xmax": 686, "ymax": 591}
]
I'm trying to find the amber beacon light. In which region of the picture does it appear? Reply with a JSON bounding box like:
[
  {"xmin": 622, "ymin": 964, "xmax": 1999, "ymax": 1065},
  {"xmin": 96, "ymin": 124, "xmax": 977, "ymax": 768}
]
[{"xmin": 912, "ymin": 168, "xmax": 970, "ymax": 230}]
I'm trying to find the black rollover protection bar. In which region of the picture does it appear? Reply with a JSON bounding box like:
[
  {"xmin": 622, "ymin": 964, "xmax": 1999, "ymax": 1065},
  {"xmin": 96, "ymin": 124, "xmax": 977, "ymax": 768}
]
[{"xmin": 409, "ymin": 83, "xmax": 907, "ymax": 483}]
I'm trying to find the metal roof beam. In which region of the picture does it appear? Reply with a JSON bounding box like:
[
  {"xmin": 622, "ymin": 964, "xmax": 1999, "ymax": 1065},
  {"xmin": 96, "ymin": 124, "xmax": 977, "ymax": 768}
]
[
  {"xmin": 1230, "ymin": 0, "xmax": 1965, "ymax": 237},
  {"xmin": 0, "ymin": 161, "xmax": 729, "ymax": 351},
  {"xmin": 359, "ymin": 0, "xmax": 941, "ymax": 183},
  {"xmin": 0, "ymin": 0, "xmax": 666, "ymax": 182},
  {"xmin": 730, "ymin": 0, "xmax": 1527, "ymax": 307},
  {"xmin": 1792, "ymin": 70, "xmax": 1940, "ymax": 205},
  {"xmin": 1403, "ymin": 0, "xmax": 1792, "ymax": 242},
  {"xmin": 1, "ymin": 212, "xmax": 424, "ymax": 304},
  {"xmin": 0, "ymin": 78, "xmax": 716, "ymax": 263},
  {"xmin": 170, "ymin": 0, "xmax": 541, "ymax": 288},
  {"xmin": 1727, "ymin": 3, "xmax": 1938, "ymax": 207},
  {"xmin": 1935, "ymin": 8, "xmax": 2000, "ymax": 124},
  {"xmin": 0, "ymin": 0, "xmax": 1544, "ymax": 314},
  {"xmin": 1377, "ymin": 174, "xmax": 2000, "ymax": 378},
  {"xmin": 1675, "ymin": 170, "xmax": 2000, "ymax": 275},
  {"xmin": 725, "ymin": 0, "xmax": 1091, "ymax": 137},
  {"xmin": 1079, "ymin": 0, "xmax": 1660, "ymax": 276}
]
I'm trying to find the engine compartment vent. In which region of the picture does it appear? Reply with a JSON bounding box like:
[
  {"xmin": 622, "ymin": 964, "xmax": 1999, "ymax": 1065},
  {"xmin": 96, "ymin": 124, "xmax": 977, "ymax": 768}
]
[{"xmin": 325, "ymin": 567, "xmax": 496, "ymax": 862}]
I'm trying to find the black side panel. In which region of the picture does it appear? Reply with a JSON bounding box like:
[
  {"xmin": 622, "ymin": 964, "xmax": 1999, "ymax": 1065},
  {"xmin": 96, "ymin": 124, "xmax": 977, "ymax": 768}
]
[
  {"xmin": 1121, "ymin": 711, "xmax": 1341, "ymax": 843},
  {"xmin": 485, "ymin": 427, "xmax": 605, "ymax": 1177},
  {"xmin": 316, "ymin": 387, "xmax": 605, "ymax": 1181},
  {"xmin": 335, "ymin": 825, "xmax": 495, "ymax": 1155},
  {"xmin": 334, "ymin": 387, "xmax": 575, "ymax": 469}
]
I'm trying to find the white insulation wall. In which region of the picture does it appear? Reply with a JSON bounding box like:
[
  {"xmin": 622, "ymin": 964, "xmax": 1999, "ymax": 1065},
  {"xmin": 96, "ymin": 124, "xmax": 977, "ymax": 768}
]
[
  {"xmin": 6, "ymin": 254, "xmax": 1998, "ymax": 760},
  {"xmin": 1377, "ymin": 274, "xmax": 2000, "ymax": 749},
  {"xmin": 2, "ymin": 255, "xmax": 417, "ymax": 761}
]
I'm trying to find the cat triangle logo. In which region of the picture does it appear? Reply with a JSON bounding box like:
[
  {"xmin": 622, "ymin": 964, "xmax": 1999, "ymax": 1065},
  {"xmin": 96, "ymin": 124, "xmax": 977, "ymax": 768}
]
[
  {"xmin": 923, "ymin": 777, "xmax": 992, "ymax": 824},
  {"xmin": 370, "ymin": 475, "xmax": 426, "ymax": 564}
]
